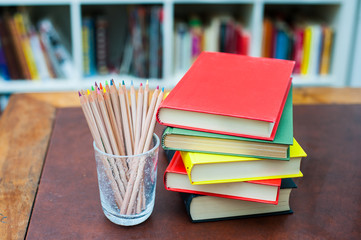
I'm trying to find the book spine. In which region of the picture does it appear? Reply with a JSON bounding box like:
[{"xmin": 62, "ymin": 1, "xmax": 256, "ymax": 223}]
[
  {"xmin": 95, "ymin": 17, "xmax": 108, "ymax": 75},
  {"xmin": 301, "ymin": 26, "xmax": 312, "ymax": 75},
  {"xmin": 14, "ymin": 13, "xmax": 39, "ymax": 80},
  {"xmin": 319, "ymin": 26, "xmax": 333, "ymax": 75},
  {"xmin": 6, "ymin": 15, "xmax": 31, "ymax": 79}
]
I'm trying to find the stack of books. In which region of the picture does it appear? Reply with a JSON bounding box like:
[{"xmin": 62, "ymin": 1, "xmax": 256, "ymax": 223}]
[{"xmin": 156, "ymin": 52, "xmax": 307, "ymax": 223}]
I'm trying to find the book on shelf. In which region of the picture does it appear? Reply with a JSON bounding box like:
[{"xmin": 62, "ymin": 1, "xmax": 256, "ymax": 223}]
[
  {"xmin": 38, "ymin": 19, "xmax": 74, "ymax": 79},
  {"xmin": 82, "ymin": 17, "xmax": 96, "ymax": 77},
  {"xmin": 162, "ymin": 85, "xmax": 293, "ymax": 160},
  {"xmin": 95, "ymin": 16, "xmax": 108, "ymax": 75},
  {"xmin": 180, "ymin": 178, "xmax": 297, "ymax": 223},
  {"xmin": 180, "ymin": 138, "xmax": 306, "ymax": 185},
  {"xmin": 14, "ymin": 12, "xmax": 39, "ymax": 80},
  {"xmin": 118, "ymin": 5, "xmax": 163, "ymax": 79},
  {"xmin": 157, "ymin": 52, "xmax": 294, "ymax": 141},
  {"xmin": 164, "ymin": 151, "xmax": 282, "ymax": 204},
  {"xmin": 5, "ymin": 13, "xmax": 31, "ymax": 80},
  {"xmin": 0, "ymin": 17, "xmax": 22, "ymax": 80},
  {"xmin": 174, "ymin": 15, "xmax": 250, "ymax": 74},
  {"xmin": 319, "ymin": 26, "xmax": 333, "ymax": 75},
  {"xmin": 262, "ymin": 17, "xmax": 334, "ymax": 76}
]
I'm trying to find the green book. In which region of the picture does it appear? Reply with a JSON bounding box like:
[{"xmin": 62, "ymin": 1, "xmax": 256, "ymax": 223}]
[{"xmin": 162, "ymin": 86, "xmax": 293, "ymax": 160}]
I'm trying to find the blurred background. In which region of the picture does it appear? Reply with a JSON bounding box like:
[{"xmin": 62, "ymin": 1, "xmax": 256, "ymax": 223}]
[{"xmin": 0, "ymin": 0, "xmax": 360, "ymax": 112}]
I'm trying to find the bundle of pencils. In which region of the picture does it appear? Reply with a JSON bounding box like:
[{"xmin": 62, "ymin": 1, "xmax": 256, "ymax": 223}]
[{"xmin": 78, "ymin": 79, "xmax": 164, "ymax": 215}]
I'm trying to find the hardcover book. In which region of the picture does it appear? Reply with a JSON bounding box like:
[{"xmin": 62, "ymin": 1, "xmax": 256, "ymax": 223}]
[
  {"xmin": 181, "ymin": 178, "xmax": 297, "ymax": 223},
  {"xmin": 181, "ymin": 139, "xmax": 306, "ymax": 185},
  {"xmin": 164, "ymin": 151, "xmax": 282, "ymax": 204},
  {"xmin": 157, "ymin": 52, "xmax": 295, "ymax": 140},
  {"xmin": 162, "ymin": 85, "xmax": 293, "ymax": 160}
]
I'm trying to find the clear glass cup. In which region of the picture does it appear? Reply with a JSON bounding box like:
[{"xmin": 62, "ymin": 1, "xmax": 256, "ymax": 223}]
[{"xmin": 93, "ymin": 134, "xmax": 160, "ymax": 226}]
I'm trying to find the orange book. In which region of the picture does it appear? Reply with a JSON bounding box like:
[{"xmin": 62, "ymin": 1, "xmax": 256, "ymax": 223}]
[
  {"xmin": 5, "ymin": 14, "xmax": 31, "ymax": 80},
  {"xmin": 261, "ymin": 18, "xmax": 273, "ymax": 58}
]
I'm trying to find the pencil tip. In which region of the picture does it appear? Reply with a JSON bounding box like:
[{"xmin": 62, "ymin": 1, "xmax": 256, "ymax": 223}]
[
  {"xmin": 87, "ymin": 89, "xmax": 90, "ymax": 95},
  {"xmin": 100, "ymin": 83, "xmax": 103, "ymax": 90},
  {"xmin": 140, "ymin": 83, "xmax": 143, "ymax": 87},
  {"xmin": 103, "ymin": 87, "xmax": 106, "ymax": 93},
  {"xmin": 95, "ymin": 82, "xmax": 98, "ymax": 87},
  {"xmin": 131, "ymin": 80, "xmax": 134, "ymax": 86},
  {"xmin": 78, "ymin": 91, "xmax": 81, "ymax": 97},
  {"xmin": 122, "ymin": 80, "xmax": 125, "ymax": 85},
  {"xmin": 146, "ymin": 79, "xmax": 149, "ymax": 85},
  {"xmin": 162, "ymin": 87, "xmax": 164, "ymax": 92},
  {"xmin": 156, "ymin": 85, "xmax": 159, "ymax": 90},
  {"xmin": 110, "ymin": 79, "xmax": 113, "ymax": 86},
  {"xmin": 105, "ymin": 80, "xmax": 109, "ymax": 86},
  {"xmin": 91, "ymin": 86, "xmax": 95, "ymax": 91}
]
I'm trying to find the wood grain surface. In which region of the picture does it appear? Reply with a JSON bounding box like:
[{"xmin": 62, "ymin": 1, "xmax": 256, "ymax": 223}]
[
  {"xmin": 0, "ymin": 87, "xmax": 360, "ymax": 239},
  {"xmin": 0, "ymin": 94, "xmax": 56, "ymax": 240}
]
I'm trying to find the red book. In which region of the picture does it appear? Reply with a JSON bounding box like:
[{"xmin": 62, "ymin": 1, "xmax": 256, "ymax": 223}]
[
  {"xmin": 164, "ymin": 151, "xmax": 282, "ymax": 204},
  {"xmin": 157, "ymin": 52, "xmax": 294, "ymax": 140}
]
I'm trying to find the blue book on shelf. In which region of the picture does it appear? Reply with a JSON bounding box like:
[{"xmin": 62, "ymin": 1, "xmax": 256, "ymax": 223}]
[
  {"xmin": 274, "ymin": 30, "xmax": 289, "ymax": 60},
  {"xmin": 0, "ymin": 32, "xmax": 10, "ymax": 80},
  {"xmin": 82, "ymin": 17, "xmax": 96, "ymax": 76}
]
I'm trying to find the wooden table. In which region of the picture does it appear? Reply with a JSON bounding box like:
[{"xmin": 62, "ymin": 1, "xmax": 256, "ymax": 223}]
[{"xmin": 0, "ymin": 87, "xmax": 361, "ymax": 239}]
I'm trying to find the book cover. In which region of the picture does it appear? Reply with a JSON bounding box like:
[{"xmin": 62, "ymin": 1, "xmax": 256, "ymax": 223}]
[
  {"xmin": 162, "ymin": 85, "xmax": 293, "ymax": 160},
  {"xmin": 181, "ymin": 139, "xmax": 306, "ymax": 185},
  {"xmin": 164, "ymin": 151, "xmax": 282, "ymax": 204},
  {"xmin": 181, "ymin": 178, "xmax": 296, "ymax": 223},
  {"xmin": 157, "ymin": 52, "xmax": 295, "ymax": 141}
]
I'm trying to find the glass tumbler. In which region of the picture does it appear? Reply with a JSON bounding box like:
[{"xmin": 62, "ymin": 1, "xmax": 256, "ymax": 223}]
[{"xmin": 93, "ymin": 134, "xmax": 160, "ymax": 226}]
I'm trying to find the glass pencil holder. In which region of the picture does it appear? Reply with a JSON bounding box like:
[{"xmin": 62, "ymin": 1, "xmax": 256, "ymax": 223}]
[{"xmin": 93, "ymin": 134, "xmax": 160, "ymax": 226}]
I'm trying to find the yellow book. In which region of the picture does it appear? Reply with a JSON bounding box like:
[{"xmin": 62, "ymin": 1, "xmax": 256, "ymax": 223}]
[
  {"xmin": 319, "ymin": 26, "xmax": 333, "ymax": 75},
  {"xmin": 14, "ymin": 13, "xmax": 39, "ymax": 80},
  {"xmin": 181, "ymin": 138, "xmax": 306, "ymax": 185},
  {"xmin": 301, "ymin": 26, "xmax": 312, "ymax": 75}
]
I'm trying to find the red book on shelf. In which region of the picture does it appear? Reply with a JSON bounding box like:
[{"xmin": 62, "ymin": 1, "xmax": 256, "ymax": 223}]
[
  {"xmin": 164, "ymin": 151, "xmax": 282, "ymax": 204},
  {"xmin": 293, "ymin": 27, "xmax": 304, "ymax": 74},
  {"xmin": 157, "ymin": 52, "xmax": 294, "ymax": 140}
]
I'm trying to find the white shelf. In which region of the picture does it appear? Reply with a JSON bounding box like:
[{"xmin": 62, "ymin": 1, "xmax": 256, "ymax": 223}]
[{"xmin": 0, "ymin": 0, "xmax": 358, "ymax": 93}]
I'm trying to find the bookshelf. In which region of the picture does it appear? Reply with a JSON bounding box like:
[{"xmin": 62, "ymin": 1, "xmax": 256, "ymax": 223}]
[{"xmin": 0, "ymin": 0, "xmax": 358, "ymax": 93}]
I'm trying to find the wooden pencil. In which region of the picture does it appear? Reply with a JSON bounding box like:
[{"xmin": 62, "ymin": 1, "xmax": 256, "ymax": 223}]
[
  {"xmin": 79, "ymin": 91, "xmax": 123, "ymax": 208},
  {"xmin": 97, "ymin": 89, "xmax": 127, "ymax": 196},
  {"xmin": 125, "ymin": 88, "xmax": 164, "ymax": 214},
  {"xmin": 134, "ymin": 83, "xmax": 143, "ymax": 151},
  {"xmin": 109, "ymin": 80, "xmax": 126, "ymax": 155},
  {"xmin": 130, "ymin": 81, "xmax": 137, "ymax": 143},
  {"xmin": 136, "ymin": 86, "xmax": 159, "ymax": 154},
  {"xmin": 118, "ymin": 84, "xmax": 133, "ymax": 156},
  {"xmin": 122, "ymin": 81, "xmax": 134, "ymax": 145},
  {"xmin": 105, "ymin": 83, "xmax": 126, "ymax": 156},
  {"xmin": 142, "ymin": 80, "xmax": 149, "ymax": 132}
]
